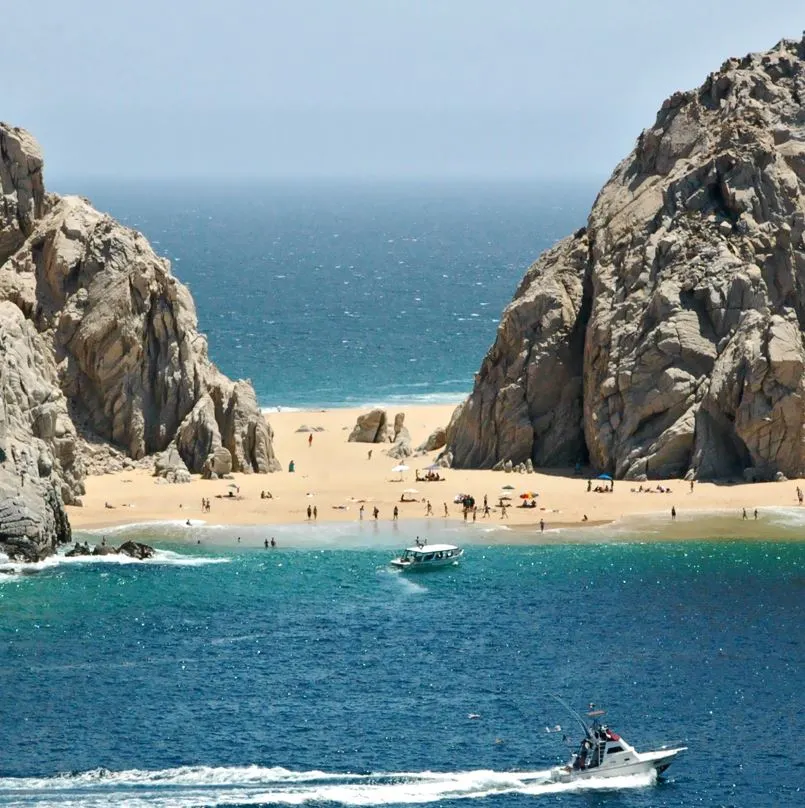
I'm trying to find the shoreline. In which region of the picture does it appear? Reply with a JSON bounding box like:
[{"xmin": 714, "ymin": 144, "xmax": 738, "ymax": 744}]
[{"xmin": 67, "ymin": 404, "xmax": 805, "ymax": 544}]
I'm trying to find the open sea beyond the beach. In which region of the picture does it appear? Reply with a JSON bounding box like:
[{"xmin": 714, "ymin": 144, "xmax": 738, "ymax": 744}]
[
  {"xmin": 7, "ymin": 181, "xmax": 801, "ymax": 807},
  {"xmin": 54, "ymin": 179, "xmax": 595, "ymax": 409}
]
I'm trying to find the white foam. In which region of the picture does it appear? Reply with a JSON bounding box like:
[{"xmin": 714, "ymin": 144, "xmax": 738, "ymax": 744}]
[
  {"xmin": 0, "ymin": 765, "xmax": 655, "ymax": 807},
  {"xmin": 0, "ymin": 548, "xmax": 227, "ymax": 577}
]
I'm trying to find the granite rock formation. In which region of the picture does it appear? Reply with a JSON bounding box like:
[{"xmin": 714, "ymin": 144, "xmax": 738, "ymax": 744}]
[
  {"xmin": 348, "ymin": 409, "xmax": 401, "ymax": 443},
  {"xmin": 0, "ymin": 122, "xmax": 279, "ymax": 559},
  {"xmin": 448, "ymin": 36, "xmax": 805, "ymax": 480}
]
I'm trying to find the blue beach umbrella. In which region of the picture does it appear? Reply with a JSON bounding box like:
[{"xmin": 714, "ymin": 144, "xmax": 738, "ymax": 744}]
[{"xmin": 597, "ymin": 473, "xmax": 613, "ymax": 481}]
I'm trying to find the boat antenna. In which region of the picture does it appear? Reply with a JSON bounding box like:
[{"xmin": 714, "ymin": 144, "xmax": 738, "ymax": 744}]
[{"xmin": 550, "ymin": 694, "xmax": 593, "ymax": 738}]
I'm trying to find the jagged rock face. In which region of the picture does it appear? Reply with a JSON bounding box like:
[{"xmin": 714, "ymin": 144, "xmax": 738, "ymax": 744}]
[
  {"xmin": 0, "ymin": 125, "xmax": 43, "ymax": 265},
  {"xmin": 446, "ymin": 234, "xmax": 590, "ymax": 468},
  {"xmin": 0, "ymin": 121, "xmax": 280, "ymax": 555},
  {"xmin": 449, "ymin": 37, "xmax": 805, "ymax": 480}
]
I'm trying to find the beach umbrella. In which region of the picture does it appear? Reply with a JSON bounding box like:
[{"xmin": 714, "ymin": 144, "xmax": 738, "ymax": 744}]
[
  {"xmin": 597, "ymin": 473, "xmax": 613, "ymax": 481},
  {"xmin": 425, "ymin": 463, "xmax": 441, "ymax": 471},
  {"xmin": 227, "ymin": 483, "xmax": 238, "ymax": 488},
  {"xmin": 404, "ymin": 488, "xmax": 419, "ymax": 494},
  {"xmin": 519, "ymin": 493, "xmax": 532, "ymax": 499},
  {"xmin": 392, "ymin": 464, "xmax": 410, "ymax": 473},
  {"xmin": 501, "ymin": 484, "xmax": 516, "ymax": 490}
]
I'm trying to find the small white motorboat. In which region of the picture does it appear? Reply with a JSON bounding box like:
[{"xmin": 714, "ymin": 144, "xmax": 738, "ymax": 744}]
[
  {"xmin": 389, "ymin": 542, "xmax": 463, "ymax": 571},
  {"xmin": 549, "ymin": 700, "xmax": 686, "ymax": 783}
]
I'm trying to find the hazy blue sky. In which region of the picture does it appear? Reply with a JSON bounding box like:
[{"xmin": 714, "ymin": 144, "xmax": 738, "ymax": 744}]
[{"xmin": 7, "ymin": 1, "xmax": 803, "ymax": 181}]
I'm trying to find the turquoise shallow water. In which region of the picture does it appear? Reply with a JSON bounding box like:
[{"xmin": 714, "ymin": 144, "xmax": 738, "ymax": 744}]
[{"xmin": 1, "ymin": 531, "xmax": 803, "ymax": 807}]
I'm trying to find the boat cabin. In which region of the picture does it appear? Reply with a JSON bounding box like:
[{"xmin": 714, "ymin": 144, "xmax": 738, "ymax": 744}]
[
  {"xmin": 571, "ymin": 718, "xmax": 636, "ymax": 771},
  {"xmin": 399, "ymin": 544, "xmax": 460, "ymax": 564}
]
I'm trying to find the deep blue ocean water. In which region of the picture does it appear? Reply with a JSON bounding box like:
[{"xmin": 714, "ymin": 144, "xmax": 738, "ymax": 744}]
[
  {"xmin": 53, "ymin": 180, "xmax": 594, "ymax": 408},
  {"xmin": 1, "ymin": 532, "xmax": 803, "ymax": 807},
  {"xmin": 10, "ymin": 181, "xmax": 800, "ymax": 807}
]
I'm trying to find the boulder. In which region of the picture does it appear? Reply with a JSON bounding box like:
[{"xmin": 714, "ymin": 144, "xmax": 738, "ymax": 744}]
[
  {"xmin": 203, "ymin": 446, "xmax": 233, "ymax": 478},
  {"xmin": 117, "ymin": 540, "xmax": 155, "ymax": 559},
  {"xmin": 154, "ymin": 445, "xmax": 191, "ymax": 479},
  {"xmin": 348, "ymin": 409, "xmax": 391, "ymax": 442},
  {"xmin": 417, "ymin": 427, "xmax": 446, "ymax": 452}
]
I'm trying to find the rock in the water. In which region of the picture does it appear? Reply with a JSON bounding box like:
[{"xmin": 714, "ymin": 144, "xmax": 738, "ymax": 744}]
[
  {"xmin": 117, "ymin": 540, "xmax": 154, "ymax": 559},
  {"xmin": 447, "ymin": 36, "xmax": 805, "ymax": 481}
]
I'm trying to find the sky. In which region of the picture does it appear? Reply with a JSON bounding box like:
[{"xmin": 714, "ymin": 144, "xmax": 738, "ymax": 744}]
[{"xmin": 6, "ymin": 1, "xmax": 804, "ymax": 181}]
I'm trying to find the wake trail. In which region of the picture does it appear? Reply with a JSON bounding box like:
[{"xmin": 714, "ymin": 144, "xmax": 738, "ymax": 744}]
[{"xmin": 0, "ymin": 764, "xmax": 656, "ymax": 807}]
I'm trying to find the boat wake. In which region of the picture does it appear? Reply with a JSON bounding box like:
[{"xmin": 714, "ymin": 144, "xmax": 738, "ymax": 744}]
[{"xmin": 0, "ymin": 764, "xmax": 656, "ymax": 807}]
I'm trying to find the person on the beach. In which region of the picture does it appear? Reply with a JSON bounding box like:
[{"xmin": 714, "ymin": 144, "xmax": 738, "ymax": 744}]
[
  {"xmin": 483, "ymin": 502, "xmax": 490, "ymax": 518},
  {"xmin": 443, "ymin": 502, "xmax": 448, "ymax": 517},
  {"xmin": 671, "ymin": 506, "xmax": 676, "ymax": 520},
  {"xmin": 472, "ymin": 506, "xmax": 477, "ymax": 522},
  {"xmin": 289, "ymin": 460, "xmax": 295, "ymax": 472},
  {"xmin": 271, "ymin": 537, "xmax": 276, "ymax": 547},
  {"xmin": 742, "ymin": 508, "xmax": 747, "ymax": 520},
  {"xmin": 393, "ymin": 505, "xmax": 398, "ymax": 520},
  {"xmin": 373, "ymin": 506, "xmax": 379, "ymax": 519},
  {"xmin": 540, "ymin": 519, "xmax": 545, "ymax": 532},
  {"xmin": 754, "ymin": 509, "xmax": 758, "ymax": 520},
  {"xmin": 264, "ymin": 539, "xmax": 269, "ymax": 548},
  {"xmin": 359, "ymin": 504, "xmax": 365, "ymax": 520},
  {"xmin": 237, "ymin": 536, "xmax": 241, "ymax": 542},
  {"xmin": 587, "ymin": 479, "xmax": 592, "ymax": 492},
  {"xmin": 426, "ymin": 500, "xmax": 433, "ymax": 516},
  {"xmin": 307, "ymin": 504, "xmax": 312, "ymax": 520},
  {"xmin": 690, "ymin": 480, "xmax": 694, "ymax": 493},
  {"xmin": 313, "ymin": 505, "xmax": 318, "ymax": 520},
  {"xmin": 308, "ymin": 433, "xmax": 313, "ymax": 447},
  {"xmin": 368, "ymin": 449, "xmax": 373, "ymax": 460},
  {"xmin": 500, "ymin": 503, "xmax": 508, "ymax": 519}
]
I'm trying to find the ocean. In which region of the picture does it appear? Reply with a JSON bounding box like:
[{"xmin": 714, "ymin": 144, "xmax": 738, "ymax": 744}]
[
  {"xmin": 1, "ymin": 528, "xmax": 803, "ymax": 807},
  {"xmin": 5, "ymin": 181, "xmax": 801, "ymax": 807},
  {"xmin": 53, "ymin": 179, "xmax": 595, "ymax": 409}
]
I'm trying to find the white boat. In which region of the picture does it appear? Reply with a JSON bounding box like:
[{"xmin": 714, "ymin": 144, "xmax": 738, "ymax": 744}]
[
  {"xmin": 549, "ymin": 700, "xmax": 686, "ymax": 783},
  {"xmin": 389, "ymin": 542, "xmax": 463, "ymax": 571}
]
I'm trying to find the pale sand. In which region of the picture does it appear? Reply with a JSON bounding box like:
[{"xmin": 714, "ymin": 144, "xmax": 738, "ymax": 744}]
[{"xmin": 66, "ymin": 403, "xmax": 805, "ymax": 535}]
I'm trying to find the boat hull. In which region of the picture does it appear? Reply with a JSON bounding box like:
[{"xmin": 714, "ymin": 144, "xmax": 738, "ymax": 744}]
[
  {"xmin": 550, "ymin": 748, "xmax": 685, "ymax": 783},
  {"xmin": 389, "ymin": 556, "xmax": 461, "ymax": 571}
]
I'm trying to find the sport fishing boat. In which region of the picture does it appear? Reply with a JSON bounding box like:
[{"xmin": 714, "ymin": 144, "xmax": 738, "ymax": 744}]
[
  {"xmin": 549, "ymin": 699, "xmax": 686, "ymax": 783},
  {"xmin": 389, "ymin": 542, "xmax": 463, "ymax": 571}
]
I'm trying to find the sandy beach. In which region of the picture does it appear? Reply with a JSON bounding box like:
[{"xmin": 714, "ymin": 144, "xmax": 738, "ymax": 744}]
[{"xmin": 64, "ymin": 403, "xmax": 805, "ymax": 537}]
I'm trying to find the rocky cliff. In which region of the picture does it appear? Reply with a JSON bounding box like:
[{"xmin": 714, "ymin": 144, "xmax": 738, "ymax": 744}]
[
  {"xmin": 447, "ymin": 36, "xmax": 805, "ymax": 481},
  {"xmin": 0, "ymin": 123, "xmax": 280, "ymax": 559}
]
